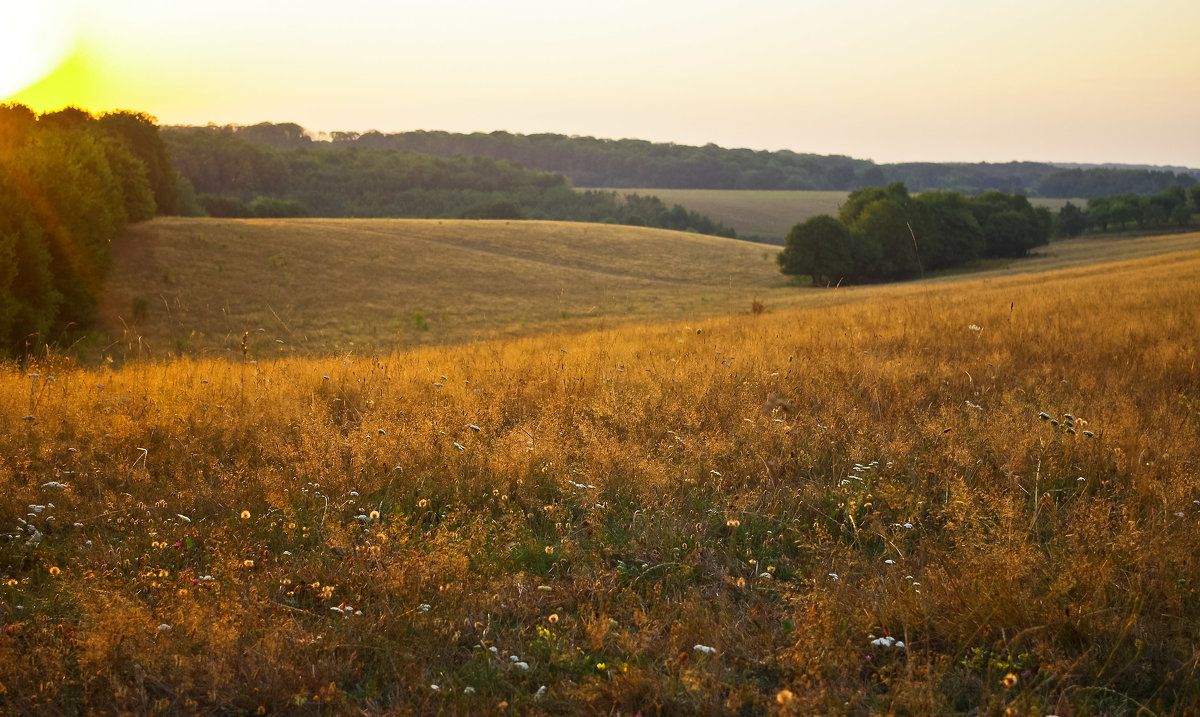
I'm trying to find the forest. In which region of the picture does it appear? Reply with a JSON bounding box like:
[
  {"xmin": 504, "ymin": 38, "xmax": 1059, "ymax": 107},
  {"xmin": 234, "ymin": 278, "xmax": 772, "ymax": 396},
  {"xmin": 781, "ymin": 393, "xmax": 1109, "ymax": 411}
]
[
  {"xmin": 162, "ymin": 129, "xmax": 739, "ymax": 238},
  {"xmin": 0, "ymin": 104, "xmax": 176, "ymax": 356},
  {"xmin": 197, "ymin": 122, "xmax": 1199, "ymax": 196}
]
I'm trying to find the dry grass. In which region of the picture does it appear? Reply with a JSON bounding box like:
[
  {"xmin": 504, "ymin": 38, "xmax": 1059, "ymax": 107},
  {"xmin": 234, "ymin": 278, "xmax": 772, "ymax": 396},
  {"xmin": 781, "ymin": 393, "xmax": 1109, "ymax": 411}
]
[
  {"xmin": 592, "ymin": 189, "xmax": 1085, "ymax": 241},
  {"xmin": 3, "ymin": 244, "xmax": 1199, "ymax": 714},
  {"xmin": 97, "ymin": 217, "xmax": 784, "ymax": 360}
]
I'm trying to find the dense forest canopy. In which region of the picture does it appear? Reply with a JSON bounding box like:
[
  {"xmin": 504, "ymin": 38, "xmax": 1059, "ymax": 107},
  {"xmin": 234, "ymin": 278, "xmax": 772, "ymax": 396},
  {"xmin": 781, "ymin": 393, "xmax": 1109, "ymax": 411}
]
[
  {"xmin": 777, "ymin": 183, "xmax": 1054, "ymax": 284},
  {"xmin": 162, "ymin": 128, "xmax": 740, "ymax": 238},
  {"xmin": 186, "ymin": 122, "xmax": 1199, "ymax": 197},
  {"xmin": 0, "ymin": 104, "xmax": 176, "ymax": 357}
]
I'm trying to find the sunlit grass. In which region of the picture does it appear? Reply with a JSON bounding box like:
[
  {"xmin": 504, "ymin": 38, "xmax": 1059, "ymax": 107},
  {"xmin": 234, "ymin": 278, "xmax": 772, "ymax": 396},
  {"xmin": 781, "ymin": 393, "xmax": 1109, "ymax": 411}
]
[{"xmin": 2, "ymin": 247, "xmax": 1199, "ymax": 713}]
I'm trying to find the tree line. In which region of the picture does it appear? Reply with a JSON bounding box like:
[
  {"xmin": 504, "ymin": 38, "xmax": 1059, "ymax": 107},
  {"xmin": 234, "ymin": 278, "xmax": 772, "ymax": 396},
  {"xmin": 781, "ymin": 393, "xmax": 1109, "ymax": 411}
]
[
  {"xmin": 1056, "ymin": 185, "xmax": 1200, "ymax": 237},
  {"xmin": 191, "ymin": 122, "xmax": 1199, "ymax": 196},
  {"xmin": 163, "ymin": 128, "xmax": 739, "ymax": 237},
  {"xmin": 777, "ymin": 184, "xmax": 1053, "ymax": 284},
  {"xmin": 0, "ymin": 104, "xmax": 177, "ymax": 357}
]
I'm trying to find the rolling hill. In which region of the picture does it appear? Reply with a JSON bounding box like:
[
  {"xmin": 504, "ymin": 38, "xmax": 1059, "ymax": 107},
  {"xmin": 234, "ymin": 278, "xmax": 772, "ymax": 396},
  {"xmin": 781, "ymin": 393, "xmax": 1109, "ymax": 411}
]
[
  {"xmin": 97, "ymin": 218, "xmax": 1199, "ymax": 363},
  {"xmin": 97, "ymin": 218, "xmax": 784, "ymax": 359}
]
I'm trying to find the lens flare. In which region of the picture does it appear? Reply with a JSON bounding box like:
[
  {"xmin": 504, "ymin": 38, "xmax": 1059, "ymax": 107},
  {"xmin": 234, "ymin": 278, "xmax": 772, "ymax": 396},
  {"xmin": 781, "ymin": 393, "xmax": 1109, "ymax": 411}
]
[{"xmin": 0, "ymin": 1, "xmax": 78, "ymax": 100}]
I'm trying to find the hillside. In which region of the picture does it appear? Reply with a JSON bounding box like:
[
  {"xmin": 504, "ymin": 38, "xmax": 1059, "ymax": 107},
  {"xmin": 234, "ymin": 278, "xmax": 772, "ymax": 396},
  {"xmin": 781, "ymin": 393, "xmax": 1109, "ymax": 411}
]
[
  {"xmin": 98, "ymin": 219, "xmax": 1199, "ymax": 363},
  {"xmin": 97, "ymin": 218, "xmax": 782, "ymax": 359},
  {"xmin": 4, "ymin": 245, "xmax": 1200, "ymax": 714}
]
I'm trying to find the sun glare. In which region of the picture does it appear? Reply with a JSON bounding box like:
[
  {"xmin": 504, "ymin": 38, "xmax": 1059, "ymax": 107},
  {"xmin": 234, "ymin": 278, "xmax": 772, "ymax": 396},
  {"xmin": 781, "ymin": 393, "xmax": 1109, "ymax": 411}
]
[{"xmin": 0, "ymin": 1, "xmax": 77, "ymax": 100}]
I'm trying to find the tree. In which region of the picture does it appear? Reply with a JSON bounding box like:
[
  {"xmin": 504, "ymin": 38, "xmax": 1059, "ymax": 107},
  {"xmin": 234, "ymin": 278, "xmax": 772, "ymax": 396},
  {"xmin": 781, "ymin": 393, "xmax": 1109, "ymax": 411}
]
[
  {"xmin": 779, "ymin": 215, "xmax": 879, "ymax": 285},
  {"xmin": 839, "ymin": 183, "xmax": 925, "ymax": 278},
  {"xmin": 1057, "ymin": 202, "xmax": 1087, "ymax": 237},
  {"xmin": 1087, "ymin": 195, "xmax": 1113, "ymax": 231},
  {"xmin": 915, "ymin": 191, "xmax": 985, "ymax": 268},
  {"xmin": 968, "ymin": 192, "xmax": 1051, "ymax": 257},
  {"xmin": 97, "ymin": 111, "xmax": 178, "ymax": 214}
]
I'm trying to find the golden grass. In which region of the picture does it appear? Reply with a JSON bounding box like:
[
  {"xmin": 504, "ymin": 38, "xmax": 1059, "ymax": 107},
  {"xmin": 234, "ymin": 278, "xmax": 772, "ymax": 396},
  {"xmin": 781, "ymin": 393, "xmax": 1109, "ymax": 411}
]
[
  {"xmin": 3, "ymin": 245, "xmax": 1199, "ymax": 714},
  {"xmin": 592, "ymin": 189, "xmax": 1085, "ymax": 240}
]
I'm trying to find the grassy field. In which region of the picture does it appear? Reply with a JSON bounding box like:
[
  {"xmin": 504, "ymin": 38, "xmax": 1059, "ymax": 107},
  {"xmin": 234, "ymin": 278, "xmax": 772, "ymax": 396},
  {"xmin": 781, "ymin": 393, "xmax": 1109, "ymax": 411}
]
[
  {"xmin": 593, "ymin": 189, "xmax": 1085, "ymax": 241},
  {"xmin": 97, "ymin": 218, "xmax": 785, "ymax": 361},
  {"xmin": 3, "ymin": 238, "xmax": 1200, "ymax": 713},
  {"xmin": 95, "ymin": 219, "xmax": 1198, "ymax": 365}
]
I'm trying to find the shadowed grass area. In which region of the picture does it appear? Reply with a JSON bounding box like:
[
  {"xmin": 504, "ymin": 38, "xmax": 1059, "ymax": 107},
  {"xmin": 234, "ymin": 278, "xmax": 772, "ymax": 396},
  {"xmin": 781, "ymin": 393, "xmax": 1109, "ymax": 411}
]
[{"xmin": 3, "ymin": 246, "xmax": 1199, "ymax": 714}]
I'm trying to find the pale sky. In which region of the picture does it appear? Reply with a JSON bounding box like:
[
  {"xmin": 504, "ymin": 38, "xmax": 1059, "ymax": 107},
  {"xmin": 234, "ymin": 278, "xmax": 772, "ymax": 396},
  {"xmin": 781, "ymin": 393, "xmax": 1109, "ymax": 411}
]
[{"xmin": 4, "ymin": 0, "xmax": 1199, "ymax": 166}]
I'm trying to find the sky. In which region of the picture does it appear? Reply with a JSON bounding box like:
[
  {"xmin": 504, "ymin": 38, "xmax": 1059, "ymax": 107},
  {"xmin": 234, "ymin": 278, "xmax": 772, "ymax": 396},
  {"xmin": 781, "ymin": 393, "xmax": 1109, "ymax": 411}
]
[{"xmin": 3, "ymin": 0, "xmax": 1199, "ymax": 167}]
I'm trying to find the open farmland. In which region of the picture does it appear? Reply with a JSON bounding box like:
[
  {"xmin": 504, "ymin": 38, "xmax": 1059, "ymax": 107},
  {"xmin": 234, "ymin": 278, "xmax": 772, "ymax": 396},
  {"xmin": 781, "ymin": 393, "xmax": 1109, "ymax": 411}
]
[
  {"xmin": 3, "ymin": 244, "xmax": 1200, "ymax": 714},
  {"xmin": 592, "ymin": 189, "xmax": 1086, "ymax": 241}
]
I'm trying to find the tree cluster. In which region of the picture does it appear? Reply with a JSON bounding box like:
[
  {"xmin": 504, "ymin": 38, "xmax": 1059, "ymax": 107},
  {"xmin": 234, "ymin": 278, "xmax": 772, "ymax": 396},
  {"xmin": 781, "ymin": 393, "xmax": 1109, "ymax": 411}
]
[
  {"xmin": 778, "ymin": 184, "xmax": 1052, "ymax": 285},
  {"xmin": 163, "ymin": 129, "xmax": 739, "ymax": 237},
  {"xmin": 187, "ymin": 122, "xmax": 1200, "ymax": 196},
  {"xmin": 1056, "ymin": 185, "xmax": 1199, "ymax": 237},
  {"xmin": 0, "ymin": 104, "xmax": 176, "ymax": 356}
]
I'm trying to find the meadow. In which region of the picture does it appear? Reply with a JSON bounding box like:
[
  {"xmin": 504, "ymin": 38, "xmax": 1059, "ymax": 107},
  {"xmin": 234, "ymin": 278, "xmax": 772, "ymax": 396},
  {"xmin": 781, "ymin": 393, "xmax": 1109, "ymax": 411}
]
[
  {"xmin": 2, "ymin": 234, "xmax": 1199, "ymax": 714},
  {"xmin": 591, "ymin": 189, "xmax": 1084, "ymax": 241}
]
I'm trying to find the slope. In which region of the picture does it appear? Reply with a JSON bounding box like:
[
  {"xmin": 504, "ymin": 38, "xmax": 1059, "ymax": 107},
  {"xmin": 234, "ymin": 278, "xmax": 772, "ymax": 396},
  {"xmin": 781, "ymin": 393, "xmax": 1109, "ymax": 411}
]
[{"xmin": 97, "ymin": 218, "xmax": 784, "ymax": 359}]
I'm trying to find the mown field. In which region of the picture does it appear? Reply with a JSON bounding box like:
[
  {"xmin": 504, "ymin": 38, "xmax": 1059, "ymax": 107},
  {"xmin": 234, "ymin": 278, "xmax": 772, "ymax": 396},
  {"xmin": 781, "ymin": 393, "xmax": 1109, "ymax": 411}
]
[
  {"xmin": 592, "ymin": 189, "xmax": 1084, "ymax": 241},
  {"xmin": 97, "ymin": 218, "xmax": 784, "ymax": 361},
  {"xmin": 3, "ymin": 239, "xmax": 1199, "ymax": 714}
]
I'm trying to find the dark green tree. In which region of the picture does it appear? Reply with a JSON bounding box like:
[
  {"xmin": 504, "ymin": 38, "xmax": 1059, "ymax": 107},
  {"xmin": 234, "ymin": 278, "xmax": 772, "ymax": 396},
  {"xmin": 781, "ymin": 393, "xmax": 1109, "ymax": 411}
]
[
  {"xmin": 1057, "ymin": 202, "xmax": 1087, "ymax": 237},
  {"xmin": 96, "ymin": 111, "xmax": 178, "ymax": 214},
  {"xmin": 914, "ymin": 191, "xmax": 985, "ymax": 269},
  {"xmin": 779, "ymin": 215, "xmax": 879, "ymax": 284},
  {"xmin": 968, "ymin": 192, "xmax": 1051, "ymax": 257}
]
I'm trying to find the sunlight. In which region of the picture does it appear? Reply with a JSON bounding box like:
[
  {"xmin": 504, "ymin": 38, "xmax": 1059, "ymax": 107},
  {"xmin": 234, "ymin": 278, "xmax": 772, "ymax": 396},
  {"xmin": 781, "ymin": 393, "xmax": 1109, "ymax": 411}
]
[{"xmin": 0, "ymin": 1, "xmax": 77, "ymax": 100}]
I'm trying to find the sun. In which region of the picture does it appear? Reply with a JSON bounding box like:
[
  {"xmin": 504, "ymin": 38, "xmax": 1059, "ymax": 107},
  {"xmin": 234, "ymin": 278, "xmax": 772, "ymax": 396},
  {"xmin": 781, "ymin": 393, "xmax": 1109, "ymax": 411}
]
[{"xmin": 0, "ymin": 1, "xmax": 78, "ymax": 100}]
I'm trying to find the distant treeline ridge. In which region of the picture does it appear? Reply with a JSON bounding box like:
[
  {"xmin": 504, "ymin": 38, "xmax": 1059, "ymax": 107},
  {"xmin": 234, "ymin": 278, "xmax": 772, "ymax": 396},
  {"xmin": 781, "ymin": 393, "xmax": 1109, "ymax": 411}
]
[
  {"xmin": 188, "ymin": 122, "xmax": 1199, "ymax": 197},
  {"xmin": 163, "ymin": 129, "xmax": 740, "ymax": 238}
]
